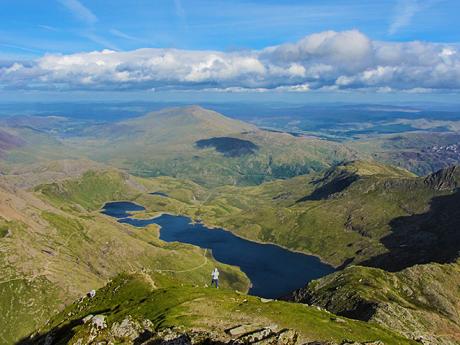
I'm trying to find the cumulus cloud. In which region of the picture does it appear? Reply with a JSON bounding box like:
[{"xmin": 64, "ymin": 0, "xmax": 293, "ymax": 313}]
[{"xmin": 1, "ymin": 30, "xmax": 459, "ymax": 92}]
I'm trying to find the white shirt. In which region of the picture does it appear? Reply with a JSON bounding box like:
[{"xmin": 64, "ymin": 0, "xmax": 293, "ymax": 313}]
[{"xmin": 212, "ymin": 269, "xmax": 219, "ymax": 280}]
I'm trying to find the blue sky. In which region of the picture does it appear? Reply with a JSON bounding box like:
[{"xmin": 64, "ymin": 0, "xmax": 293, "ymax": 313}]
[{"xmin": 1, "ymin": 0, "xmax": 459, "ymax": 102}]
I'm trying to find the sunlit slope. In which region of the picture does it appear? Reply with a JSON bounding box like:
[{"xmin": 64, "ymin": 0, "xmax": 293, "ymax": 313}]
[
  {"xmin": 125, "ymin": 160, "xmax": 458, "ymax": 271},
  {"xmin": 32, "ymin": 160, "xmax": 460, "ymax": 272},
  {"xmin": 59, "ymin": 106, "xmax": 353, "ymax": 186},
  {"xmin": 0, "ymin": 164, "xmax": 249, "ymax": 344},
  {"xmin": 22, "ymin": 273, "xmax": 416, "ymax": 345},
  {"xmin": 291, "ymin": 262, "xmax": 460, "ymax": 345}
]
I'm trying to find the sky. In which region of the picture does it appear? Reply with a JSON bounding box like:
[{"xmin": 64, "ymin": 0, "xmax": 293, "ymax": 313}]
[{"xmin": 0, "ymin": 0, "xmax": 459, "ymax": 103}]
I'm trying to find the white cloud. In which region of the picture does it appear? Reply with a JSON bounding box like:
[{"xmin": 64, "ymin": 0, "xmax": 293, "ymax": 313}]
[
  {"xmin": 388, "ymin": 0, "xmax": 442, "ymax": 35},
  {"xmin": 1, "ymin": 30, "xmax": 459, "ymax": 93},
  {"xmin": 58, "ymin": 0, "xmax": 98, "ymax": 25},
  {"xmin": 110, "ymin": 29, "xmax": 142, "ymax": 42},
  {"xmin": 389, "ymin": 0, "xmax": 420, "ymax": 35}
]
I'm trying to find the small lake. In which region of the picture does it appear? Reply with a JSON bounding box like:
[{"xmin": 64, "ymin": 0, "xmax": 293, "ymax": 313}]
[{"xmin": 102, "ymin": 201, "xmax": 334, "ymax": 298}]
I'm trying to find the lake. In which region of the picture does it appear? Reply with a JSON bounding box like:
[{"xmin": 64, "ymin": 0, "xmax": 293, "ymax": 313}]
[{"xmin": 102, "ymin": 201, "xmax": 334, "ymax": 298}]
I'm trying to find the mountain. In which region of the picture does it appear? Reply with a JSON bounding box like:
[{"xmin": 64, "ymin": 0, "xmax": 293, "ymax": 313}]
[
  {"xmin": 0, "ymin": 128, "xmax": 24, "ymax": 157},
  {"xmin": 0, "ymin": 162, "xmax": 249, "ymax": 343},
  {"xmin": 2, "ymin": 105, "xmax": 460, "ymax": 344},
  {"xmin": 290, "ymin": 262, "xmax": 460, "ymax": 345},
  {"xmin": 83, "ymin": 106, "xmax": 357, "ymax": 186},
  {"xmin": 1, "ymin": 106, "xmax": 357, "ymax": 186},
  {"xmin": 164, "ymin": 161, "xmax": 458, "ymax": 270},
  {"xmin": 351, "ymin": 132, "xmax": 460, "ymax": 176},
  {"xmin": 21, "ymin": 273, "xmax": 415, "ymax": 345},
  {"xmin": 2, "ymin": 159, "xmax": 459, "ymax": 343}
]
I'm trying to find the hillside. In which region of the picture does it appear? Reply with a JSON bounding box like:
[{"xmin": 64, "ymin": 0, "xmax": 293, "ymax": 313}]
[
  {"xmin": 1, "ymin": 106, "xmax": 357, "ymax": 186},
  {"xmin": 34, "ymin": 159, "xmax": 459, "ymax": 272},
  {"xmin": 351, "ymin": 132, "xmax": 460, "ymax": 176},
  {"xmin": 290, "ymin": 262, "xmax": 460, "ymax": 345},
  {"xmin": 2, "ymin": 159, "xmax": 460, "ymax": 343},
  {"xmin": 0, "ymin": 128, "xmax": 24, "ymax": 157},
  {"xmin": 0, "ymin": 163, "xmax": 249, "ymax": 343},
  {"xmin": 21, "ymin": 273, "xmax": 416, "ymax": 345},
  {"xmin": 147, "ymin": 161, "xmax": 458, "ymax": 271}
]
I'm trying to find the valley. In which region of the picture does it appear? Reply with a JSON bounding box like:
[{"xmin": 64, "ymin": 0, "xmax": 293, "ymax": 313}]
[
  {"xmin": 2, "ymin": 0, "xmax": 460, "ymax": 342},
  {"xmin": 0, "ymin": 106, "xmax": 459, "ymax": 344},
  {"xmin": 101, "ymin": 201, "xmax": 334, "ymax": 298}
]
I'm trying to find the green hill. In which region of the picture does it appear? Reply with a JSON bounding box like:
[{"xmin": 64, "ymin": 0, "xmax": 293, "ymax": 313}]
[
  {"xmin": 290, "ymin": 262, "xmax": 460, "ymax": 345},
  {"xmin": 0, "ymin": 164, "xmax": 249, "ymax": 343},
  {"xmin": 2, "ymin": 159, "xmax": 460, "ymax": 344},
  {"xmin": 173, "ymin": 162, "xmax": 460, "ymax": 271},
  {"xmin": 21, "ymin": 273, "xmax": 416, "ymax": 345},
  {"xmin": 2, "ymin": 106, "xmax": 357, "ymax": 187}
]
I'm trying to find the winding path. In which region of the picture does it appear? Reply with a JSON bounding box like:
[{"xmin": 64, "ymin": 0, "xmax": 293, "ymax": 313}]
[{"xmin": 154, "ymin": 249, "xmax": 209, "ymax": 273}]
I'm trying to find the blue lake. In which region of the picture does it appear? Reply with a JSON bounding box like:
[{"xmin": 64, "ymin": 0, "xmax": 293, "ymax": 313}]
[{"xmin": 102, "ymin": 201, "xmax": 335, "ymax": 298}]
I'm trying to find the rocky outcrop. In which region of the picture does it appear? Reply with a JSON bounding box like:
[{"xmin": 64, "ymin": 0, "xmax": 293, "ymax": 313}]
[
  {"xmin": 22, "ymin": 316, "xmax": 390, "ymax": 345},
  {"xmin": 289, "ymin": 263, "xmax": 460, "ymax": 345},
  {"xmin": 423, "ymin": 166, "xmax": 460, "ymax": 191}
]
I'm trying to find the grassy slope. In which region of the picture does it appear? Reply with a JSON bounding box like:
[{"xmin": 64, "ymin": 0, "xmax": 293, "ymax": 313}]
[
  {"xmin": 0, "ymin": 168, "xmax": 249, "ymax": 344},
  {"xmin": 124, "ymin": 160, "xmax": 444, "ymax": 269},
  {"xmin": 38, "ymin": 160, "xmax": 453, "ymax": 271},
  {"xmin": 5, "ymin": 161, "xmax": 460, "ymax": 343},
  {"xmin": 292, "ymin": 262, "xmax": 460, "ymax": 345},
  {"xmin": 4, "ymin": 106, "xmax": 357, "ymax": 187},
  {"xmin": 26, "ymin": 273, "xmax": 416, "ymax": 345}
]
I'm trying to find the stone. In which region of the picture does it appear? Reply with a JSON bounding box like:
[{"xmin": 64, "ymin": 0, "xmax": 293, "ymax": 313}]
[
  {"xmin": 277, "ymin": 329, "xmax": 298, "ymax": 344},
  {"xmin": 260, "ymin": 298, "xmax": 273, "ymax": 303},
  {"xmin": 111, "ymin": 316, "xmax": 143, "ymax": 340},
  {"xmin": 233, "ymin": 327, "xmax": 275, "ymax": 344},
  {"xmin": 226, "ymin": 324, "xmax": 255, "ymax": 337},
  {"xmin": 91, "ymin": 315, "xmax": 106, "ymax": 330},
  {"xmin": 155, "ymin": 328, "xmax": 192, "ymax": 344},
  {"xmin": 82, "ymin": 314, "xmax": 94, "ymax": 324}
]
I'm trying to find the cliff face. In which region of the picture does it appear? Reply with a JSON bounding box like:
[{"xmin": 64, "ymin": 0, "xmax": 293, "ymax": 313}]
[{"xmin": 423, "ymin": 166, "xmax": 460, "ymax": 191}]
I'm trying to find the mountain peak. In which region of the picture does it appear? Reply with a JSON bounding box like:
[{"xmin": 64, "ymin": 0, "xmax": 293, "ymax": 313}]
[
  {"xmin": 297, "ymin": 160, "xmax": 414, "ymax": 202},
  {"xmin": 125, "ymin": 105, "xmax": 255, "ymax": 135}
]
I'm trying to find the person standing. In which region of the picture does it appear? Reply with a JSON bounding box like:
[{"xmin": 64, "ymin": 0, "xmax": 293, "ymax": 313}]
[{"xmin": 211, "ymin": 268, "xmax": 220, "ymax": 288}]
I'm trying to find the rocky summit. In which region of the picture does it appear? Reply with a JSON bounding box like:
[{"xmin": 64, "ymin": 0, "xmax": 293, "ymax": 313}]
[{"xmin": 19, "ymin": 274, "xmax": 414, "ymax": 345}]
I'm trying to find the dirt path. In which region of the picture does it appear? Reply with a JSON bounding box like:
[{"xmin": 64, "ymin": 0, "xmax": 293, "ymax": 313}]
[{"xmin": 155, "ymin": 249, "xmax": 209, "ymax": 273}]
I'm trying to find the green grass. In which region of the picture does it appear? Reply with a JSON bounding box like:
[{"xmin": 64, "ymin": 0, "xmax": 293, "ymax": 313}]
[
  {"xmin": 35, "ymin": 170, "xmax": 141, "ymax": 210},
  {"xmin": 31, "ymin": 273, "xmax": 416, "ymax": 344},
  {"xmin": 299, "ymin": 262, "xmax": 460, "ymax": 344},
  {"xmin": 0, "ymin": 277, "xmax": 61, "ymax": 345},
  {"xmin": 0, "ymin": 224, "xmax": 8, "ymax": 238}
]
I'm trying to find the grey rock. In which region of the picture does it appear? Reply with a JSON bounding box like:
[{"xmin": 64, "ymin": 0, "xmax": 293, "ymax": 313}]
[
  {"xmin": 111, "ymin": 316, "xmax": 143, "ymax": 340},
  {"xmin": 82, "ymin": 314, "xmax": 94, "ymax": 324},
  {"xmin": 91, "ymin": 314, "xmax": 106, "ymax": 330}
]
